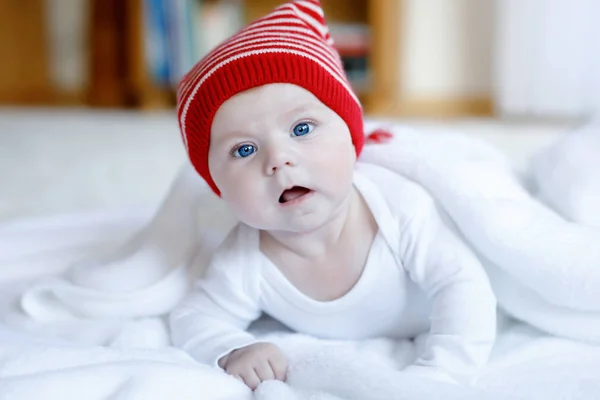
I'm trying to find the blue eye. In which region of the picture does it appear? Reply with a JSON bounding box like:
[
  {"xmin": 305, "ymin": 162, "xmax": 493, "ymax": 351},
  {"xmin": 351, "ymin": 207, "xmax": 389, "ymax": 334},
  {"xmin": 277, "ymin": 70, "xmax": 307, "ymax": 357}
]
[
  {"xmin": 292, "ymin": 122, "xmax": 314, "ymax": 137},
  {"xmin": 233, "ymin": 144, "xmax": 256, "ymax": 158}
]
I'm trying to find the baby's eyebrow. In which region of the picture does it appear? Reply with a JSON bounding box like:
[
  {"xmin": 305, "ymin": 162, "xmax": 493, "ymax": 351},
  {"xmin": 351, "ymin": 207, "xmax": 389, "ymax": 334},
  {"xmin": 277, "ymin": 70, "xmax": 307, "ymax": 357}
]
[
  {"xmin": 211, "ymin": 102, "xmax": 318, "ymax": 145},
  {"xmin": 281, "ymin": 103, "xmax": 315, "ymax": 120},
  {"xmin": 210, "ymin": 130, "xmax": 249, "ymax": 147}
]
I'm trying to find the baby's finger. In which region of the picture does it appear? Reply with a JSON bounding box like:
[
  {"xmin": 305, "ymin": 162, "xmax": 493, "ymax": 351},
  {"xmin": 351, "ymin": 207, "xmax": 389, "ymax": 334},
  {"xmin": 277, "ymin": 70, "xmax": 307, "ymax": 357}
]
[
  {"xmin": 254, "ymin": 360, "xmax": 275, "ymax": 383},
  {"xmin": 268, "ymin": 358, "xmax": 288, "ymax": 381},
  {"xmin": 241, "ymin": 369, "xmax": 262, "ymax": 391}
]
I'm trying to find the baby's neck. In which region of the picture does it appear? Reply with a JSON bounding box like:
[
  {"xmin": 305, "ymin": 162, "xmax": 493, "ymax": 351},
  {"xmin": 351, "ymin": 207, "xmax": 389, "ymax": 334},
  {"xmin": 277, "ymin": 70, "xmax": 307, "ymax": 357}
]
[{"xmin": 261, "ymin": 188, "xmax": 359, "ymax": 260}]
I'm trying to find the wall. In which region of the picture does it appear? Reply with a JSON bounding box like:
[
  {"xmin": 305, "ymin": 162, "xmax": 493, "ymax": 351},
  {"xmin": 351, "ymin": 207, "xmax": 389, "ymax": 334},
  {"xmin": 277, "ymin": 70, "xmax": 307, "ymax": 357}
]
[
  {"xmin": 401, "ymin": 0, "xmax": 495, "ymax": 100},
  {"xmin": 45, "ymin": 0, "xmax": 89, "ymax": 92}
]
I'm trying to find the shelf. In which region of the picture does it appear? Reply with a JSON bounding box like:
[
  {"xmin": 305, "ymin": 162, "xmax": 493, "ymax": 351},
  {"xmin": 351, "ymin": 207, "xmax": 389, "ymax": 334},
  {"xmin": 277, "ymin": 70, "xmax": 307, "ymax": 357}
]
[{"xmin": 0, "ymin": 0, "xmax": 402, "ymax": 115}]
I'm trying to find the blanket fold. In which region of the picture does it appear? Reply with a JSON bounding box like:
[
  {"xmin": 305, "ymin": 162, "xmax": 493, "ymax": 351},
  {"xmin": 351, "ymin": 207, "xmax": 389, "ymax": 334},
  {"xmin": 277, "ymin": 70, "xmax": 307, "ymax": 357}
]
[{"xmin": 361, "ymin": 125, "xmax": 600, "ymax": 340}]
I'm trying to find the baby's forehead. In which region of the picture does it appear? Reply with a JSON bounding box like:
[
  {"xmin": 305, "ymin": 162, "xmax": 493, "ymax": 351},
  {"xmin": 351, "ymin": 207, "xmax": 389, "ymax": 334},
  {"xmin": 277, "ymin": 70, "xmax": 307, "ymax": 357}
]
[
  {"xmin": 211, "ymin": 105, "xmax": 318, "ymax": 141},
  {"xmin": 212, "ymin": 84, "xmax": 327, "ymax": 131}
]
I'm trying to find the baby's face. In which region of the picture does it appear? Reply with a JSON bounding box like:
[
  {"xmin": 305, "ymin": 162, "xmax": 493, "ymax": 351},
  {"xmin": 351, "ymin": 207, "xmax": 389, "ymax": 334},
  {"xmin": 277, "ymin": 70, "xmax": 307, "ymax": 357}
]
[{"xmin": 208, "ymin": 83, "xmax": 356, "ymax": 233}]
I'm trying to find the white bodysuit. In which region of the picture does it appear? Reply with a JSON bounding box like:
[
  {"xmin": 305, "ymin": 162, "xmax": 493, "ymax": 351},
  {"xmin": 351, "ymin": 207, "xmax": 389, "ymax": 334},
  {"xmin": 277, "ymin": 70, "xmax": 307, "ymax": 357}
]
[{"xmin": 169, "ymin": 162, "xmax": 497, "ymax": 383}]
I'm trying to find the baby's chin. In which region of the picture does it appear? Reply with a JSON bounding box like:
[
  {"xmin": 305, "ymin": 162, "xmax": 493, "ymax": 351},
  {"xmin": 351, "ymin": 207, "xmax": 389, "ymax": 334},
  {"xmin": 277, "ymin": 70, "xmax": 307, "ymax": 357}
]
[
  {"xmin": 247, "ymin": 200, "xmax": 354, "ymax": 235},
  {"xmin": 238, "ymin": 214, "xmax": 328, "ymax": 234}
]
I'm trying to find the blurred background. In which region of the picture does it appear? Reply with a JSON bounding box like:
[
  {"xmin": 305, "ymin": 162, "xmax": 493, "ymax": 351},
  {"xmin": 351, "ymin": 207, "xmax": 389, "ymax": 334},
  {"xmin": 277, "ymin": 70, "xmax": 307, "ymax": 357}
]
[{"xmin": 1, "ymin": 0, "xmax": 598, "ymax": 221}]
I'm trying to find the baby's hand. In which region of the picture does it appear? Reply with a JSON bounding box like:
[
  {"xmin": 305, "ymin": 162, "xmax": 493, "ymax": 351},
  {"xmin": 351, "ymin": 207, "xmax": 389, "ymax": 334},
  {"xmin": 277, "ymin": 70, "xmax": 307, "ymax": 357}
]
[{"xmin": 218, "ymin": 342, "xmax": 288, "ymax": 390}]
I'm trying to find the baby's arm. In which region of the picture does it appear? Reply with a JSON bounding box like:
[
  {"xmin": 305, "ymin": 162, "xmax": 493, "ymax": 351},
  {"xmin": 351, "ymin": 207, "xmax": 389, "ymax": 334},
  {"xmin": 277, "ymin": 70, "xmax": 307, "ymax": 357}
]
[
  {"xmin": 401, "ymin": 199, "xmax": 497, "ymax": 384},
  {"xmin": 169, "ymin": 265, "xmax": 260, "ymax": 366},
  {"xmin": 169, "ymin": 250, "xmax": 286, "ymax": 389}
]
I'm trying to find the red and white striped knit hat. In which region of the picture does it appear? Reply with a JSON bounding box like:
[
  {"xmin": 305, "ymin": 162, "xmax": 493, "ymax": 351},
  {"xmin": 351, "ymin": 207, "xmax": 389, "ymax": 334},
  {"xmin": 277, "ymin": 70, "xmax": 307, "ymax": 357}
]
[{"xmin": 176, "ymin": 0, "xmax": 364, "ymax": 195}]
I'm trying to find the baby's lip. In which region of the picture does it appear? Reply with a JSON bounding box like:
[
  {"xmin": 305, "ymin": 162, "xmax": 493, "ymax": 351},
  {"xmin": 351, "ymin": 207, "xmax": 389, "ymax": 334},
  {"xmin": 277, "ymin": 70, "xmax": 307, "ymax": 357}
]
[{"xmin": 278, "ymin": 185, "xmax": 313, "ymax": 204}]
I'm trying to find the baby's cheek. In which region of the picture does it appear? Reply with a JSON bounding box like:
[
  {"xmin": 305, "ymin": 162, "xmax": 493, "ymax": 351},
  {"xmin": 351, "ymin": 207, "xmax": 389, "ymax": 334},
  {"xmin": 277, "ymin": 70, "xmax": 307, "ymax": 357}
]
[
  {"xmin": 224, "ymin": 184, "xmax": 270, "ymax": 227},
  {"xmin": 241, "ymin": 206, "xmax": 270, "ymax": 227},
  {"xmin": 324, "ymin": 144, "xmax": 356, "ymax": 179}
]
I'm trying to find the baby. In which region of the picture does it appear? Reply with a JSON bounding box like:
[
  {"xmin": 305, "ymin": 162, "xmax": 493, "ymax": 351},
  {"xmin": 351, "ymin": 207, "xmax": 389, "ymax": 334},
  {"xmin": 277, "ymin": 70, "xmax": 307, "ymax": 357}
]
[{"xmin": 170, "ymin": 0, "xmax": 497, "ymax": 390}]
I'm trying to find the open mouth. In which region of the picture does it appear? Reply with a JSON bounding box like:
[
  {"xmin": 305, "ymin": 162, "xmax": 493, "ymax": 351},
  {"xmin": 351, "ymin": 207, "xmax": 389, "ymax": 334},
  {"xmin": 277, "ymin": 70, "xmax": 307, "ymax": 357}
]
[{"xmin": 279, "ymin": 186, "xmax": 312, "ymax": 204}]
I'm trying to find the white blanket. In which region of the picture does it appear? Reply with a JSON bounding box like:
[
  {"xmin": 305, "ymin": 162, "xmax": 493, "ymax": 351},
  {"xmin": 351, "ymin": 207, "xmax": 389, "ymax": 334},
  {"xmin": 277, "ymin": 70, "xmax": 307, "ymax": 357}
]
[
  {"xmin": 359, "ymin": 124, "xmax": 600, "ymax": 342},
  {"xmin": 1, "ymin": 122, "xmax": 600, "ymax": 399}
]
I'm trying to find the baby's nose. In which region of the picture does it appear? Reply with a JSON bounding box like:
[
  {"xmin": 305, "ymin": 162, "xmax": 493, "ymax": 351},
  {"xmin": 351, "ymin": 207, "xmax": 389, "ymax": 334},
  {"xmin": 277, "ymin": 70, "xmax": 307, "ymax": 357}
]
[
  {"xmin": 267, "ymin": 158, "xmax": 292, "ymax": 175},
  {"xmin": 265, "ymin": 146, "xmax": 295, "ymax": 175}
]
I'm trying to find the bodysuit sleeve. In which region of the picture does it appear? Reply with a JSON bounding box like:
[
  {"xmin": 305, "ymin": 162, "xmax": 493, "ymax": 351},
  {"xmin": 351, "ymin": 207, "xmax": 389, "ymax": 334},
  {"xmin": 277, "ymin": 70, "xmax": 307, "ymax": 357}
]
[
  {"xmin": 169, "ymin": 224, "xmax": 262, "ymax": 367},
  {"xmin": 400, "ymin": 198, "xmax": 497, "ymax": 384}
]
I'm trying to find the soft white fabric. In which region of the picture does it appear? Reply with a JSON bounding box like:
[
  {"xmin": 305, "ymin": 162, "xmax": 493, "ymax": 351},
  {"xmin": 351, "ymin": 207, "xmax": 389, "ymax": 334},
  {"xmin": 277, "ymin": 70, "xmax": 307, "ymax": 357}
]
[
  {"xmin": 1, "ymin": 121, "xmax": 600, "ymax": 398},
  {"xmin": 15, "ymin": 165, "xmax": 234, "ymax": 322},
  {"xmin": 170, "ymin": 164, "xmax": 496, "ymax": 383},
  {"xmin": 531, "ymin": 120, "xmax": 600, "ymax": 228},
  {"xmin": 2, "ymin": 254, "xmax": 600, "ymax": 399},
  {"xmin": 0, "ymin": 317, "xmax": 250, "ymax": 400},
  {"xmin": 357, "ymin": 125, "xmax": 600, "ymax": 343}
]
